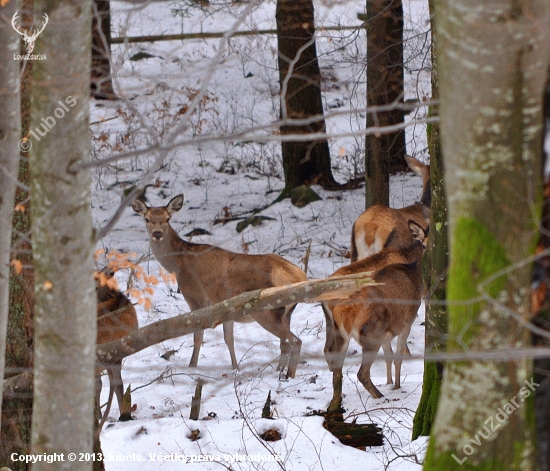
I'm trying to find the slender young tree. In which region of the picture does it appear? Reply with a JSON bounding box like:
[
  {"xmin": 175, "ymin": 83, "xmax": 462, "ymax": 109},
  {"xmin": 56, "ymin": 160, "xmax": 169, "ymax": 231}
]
[
  {"xmin": 364, "ymin": 0, "xmax": 405, "ymax": 208},
  {"xmin": 1, "ymin": 1, "xmax": 36, "ymax": 467},
  {"xmin": 0, "ymin": 0, "xmax": 22, "ymax": 422},
  {"xmin": 275, "ymin": 0, "xmax": 337, "ymax": 193},
  {"xmin": 29, "ymin": 1, "xmax": 96, "ymax": 469},
  {"xmin": 91, "ymin": 0, "xmax": 117, "ymax": 100},
  {"xmin": 424, "ymin": 0, "xmax": 550, "ymax": 469},
  {"xmin": 412, "ymin": 0, "xmax": 447, "ymax": 439}
]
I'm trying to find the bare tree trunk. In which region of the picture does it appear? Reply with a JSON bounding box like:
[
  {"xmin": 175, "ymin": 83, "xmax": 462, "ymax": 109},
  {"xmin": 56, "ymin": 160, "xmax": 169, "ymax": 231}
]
[
  {"xmin": 424, "ymin": 0, "xmax": 550, "ymax": 469},
  {"xmin": 1, "ymin": 1, "xmax": 36, "ymax": 467},
  {"xmin": 364, "ymin": 0, "xmax": 405, "ymax": 208},
  {"xmin": 91, "ymin": 0, "xmax": 117, "ymax": 100},
  {"xmin": 412, "ymin": 0, "xmax": 447, "ymax": 439},
  {"xmin": 29, "ymin": 1, "xmax": 96, "ymax": 469},
  {"xmin": 0, "ymin": 0, "xmax": 22, "ymax": 422},
  {"xmin": 276, "ymin": 0, "xmax": 337, "ymax": 192}
]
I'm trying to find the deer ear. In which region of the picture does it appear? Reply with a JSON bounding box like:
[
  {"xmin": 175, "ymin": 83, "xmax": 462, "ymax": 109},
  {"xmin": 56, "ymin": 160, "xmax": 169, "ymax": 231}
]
[
  {"xmin": 167, "ymin": 194, "xmax": 184, "ymax": 215},
  {"xmin": 408, "ymin": 220, "xmax": 425, "ymax": 242},
  {"xmin": 404, "ymin": 155, "xmax": 429, "ymax": 177},
  {"xmin": 131, "ymin": 198, "xmax": 148, "ymax": 216}
]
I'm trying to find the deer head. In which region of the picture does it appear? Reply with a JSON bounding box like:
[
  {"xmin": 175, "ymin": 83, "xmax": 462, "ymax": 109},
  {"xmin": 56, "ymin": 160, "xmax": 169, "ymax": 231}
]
[
  {"xmin": 131, "ymin": 194, "xmax": 184, "ymax": 241},
  {"xmin": 12, "ymin": 11, "xmax": 49, "ymax": 54}
]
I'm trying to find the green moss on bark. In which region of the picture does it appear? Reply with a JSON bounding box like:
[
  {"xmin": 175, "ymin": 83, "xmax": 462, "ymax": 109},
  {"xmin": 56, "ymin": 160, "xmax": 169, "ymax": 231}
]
[
  {"xmin": 412, "ymin": 361, "xmax": 442, "ymax": 439},
  {"xmin": 447, "ymin": 217, "xmax": 509, "ymax": 348}
]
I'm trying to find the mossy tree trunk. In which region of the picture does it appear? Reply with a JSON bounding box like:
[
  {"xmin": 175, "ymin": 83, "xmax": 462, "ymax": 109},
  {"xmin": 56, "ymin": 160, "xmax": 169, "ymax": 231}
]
[
  {"xmin": 364, "ymin": 0, "xmax": 405, "ymax": 208},
  {"xmin": 275, "ymin": 0, "xmax": 337, "ymax": 192},
  {"xmin": 411, "ymin": 0, "xmax": 447, "ymax": 440},
  {"xmin": 424, "ymin": 0, "xmax": 550, "ymax": 469},
  {"xmin": 30, "ymin": 1, "xmax": 97, "ymax": 469},
  {"xmin": 1, "ymin": 1, "xmax": 35, "ymax": 468}
]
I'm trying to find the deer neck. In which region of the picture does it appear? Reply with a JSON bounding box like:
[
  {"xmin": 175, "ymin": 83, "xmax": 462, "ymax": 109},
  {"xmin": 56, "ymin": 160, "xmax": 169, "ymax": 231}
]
[
  {"xmin": 149, "ymin": 224, "xmax": 195, "ymax": 275},
  {"xmin": 420, "ymin": 179, "xmax": 431, "ymax": 208}
]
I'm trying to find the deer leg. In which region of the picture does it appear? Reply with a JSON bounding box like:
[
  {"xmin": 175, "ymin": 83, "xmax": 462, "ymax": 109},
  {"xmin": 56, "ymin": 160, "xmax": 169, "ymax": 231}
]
[
  {"xmin": 189, "ymin": 330, "xmax": 204, "ymax": 368},
  {"xmin": 322, "ymin": 304, "xmax": 350, "ymax": 413},
  {"xmin": 95, "ymin": 371, "xmax": 103, "ymax": 422},
  {"xmin": 277, "ymin": 338, "xmax": 291, "ymax": 373},
  {"xmin": 394, "ymin": 326, "xmax": 412, "ymax": 390},
  {"xmin": 107, "ymin": 364, "xmax": 126, "ymax": 419},
  {"xmin": 357, "ymin": 344, "xmax": 384, "ymax": 399},
  {"xmin": 322, "ymin": 303, "xmax": 349, "ymax": 372},
  {"xmin": 252, "ymin": 307, "xmax": 301, "ymax": 379},
  {"xmin": 222, "ymin": 321, "xmax": 239, "ymax": 369},
  {"xmin": 327, "ymin": 368, "xmax": 345, "ymax": 415},
  {"xmin": 382, "ymin": 342, "xmax": 393, "ymax": 385}
]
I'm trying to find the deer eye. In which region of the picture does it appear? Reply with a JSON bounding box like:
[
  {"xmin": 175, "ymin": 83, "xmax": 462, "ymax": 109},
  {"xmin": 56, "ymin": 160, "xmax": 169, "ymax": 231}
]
[{"xmin": 145, "ymin": 218, "xmax": 150, "ymax": 223}]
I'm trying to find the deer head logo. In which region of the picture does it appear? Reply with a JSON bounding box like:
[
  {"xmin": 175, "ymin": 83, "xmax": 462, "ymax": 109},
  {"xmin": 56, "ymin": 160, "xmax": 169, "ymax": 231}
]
[{"xmin": 12, "ymin": 11, "xmax": 49, "ymax": 54}]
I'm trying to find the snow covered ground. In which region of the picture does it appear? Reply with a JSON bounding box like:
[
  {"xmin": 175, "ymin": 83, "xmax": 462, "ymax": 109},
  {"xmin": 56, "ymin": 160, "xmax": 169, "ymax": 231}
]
[{"xmin": 91, "ymin": 0, "xmax": 431, "ymax": 469}]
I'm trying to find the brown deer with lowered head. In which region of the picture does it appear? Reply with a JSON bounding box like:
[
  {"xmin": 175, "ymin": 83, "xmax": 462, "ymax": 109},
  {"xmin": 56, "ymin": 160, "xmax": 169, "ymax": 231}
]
[
  {"xmin": 323, "ymin": 221, "xmax": 427, "ymax": 410},
  {"xmin": 351, "ymin": 155, "xmax": 430, "ymax": 262},
  {"xmin": 95, "ymin": 270, "xmax": 138, "ymax": 423},
  {"xmin": 131, "ymin": 194, "xmax": 308, "ymax": 378}
]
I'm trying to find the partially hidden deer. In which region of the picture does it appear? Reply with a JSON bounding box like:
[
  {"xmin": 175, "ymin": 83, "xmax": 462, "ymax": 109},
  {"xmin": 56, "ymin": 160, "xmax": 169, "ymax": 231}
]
[
  {"xmin": 131, "ymin": 194, "xmax": 308, "ymax": 378},
  {"xmin": 351, "ymin": 155, "xmax": 430, "ymax": 262},
  {"xmin": 95, "ymin": 270, "xmax": 138, "ymax": 425},
  {"xmin": 323, "ymin": 221, "xmax": 427, "ymax": 410}
]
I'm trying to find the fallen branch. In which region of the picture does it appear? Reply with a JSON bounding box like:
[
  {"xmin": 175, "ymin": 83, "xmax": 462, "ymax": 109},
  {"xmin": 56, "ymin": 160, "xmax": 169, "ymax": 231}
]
[
  {"xmin": 96, "ymin": 273, "xmax": 377, "ymax": 365},
  {"xmin": 111, "ymin": 24, "xmax": 366, "ymax": 44},
  {"xmin": 3, "ymin": 273, "xmax": 376, "ymax": 396}
]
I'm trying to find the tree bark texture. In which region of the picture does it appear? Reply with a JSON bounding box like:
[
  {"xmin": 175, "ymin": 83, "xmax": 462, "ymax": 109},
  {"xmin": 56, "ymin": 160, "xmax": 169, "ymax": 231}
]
[
  {"xmin": 412, "ymin": 0, "xmax": 447, "ymax": 440},
  {"xmin": 365, "ymin": 0, "xmax": 405, "ymax": 208},
  {"xmin": 276, "ymin": 0, "xmax": 337, "ymax": 191},
  {"xmin": 0, "ymin": 0, "xmax": 22, "ymax": 421},
  {"xmin": 29, "ymin": 2, "xmax": 96, "ymax": 470},
  {"xmin": 91, "ymin": 0, "xmax": 116, "ymax": 100},
  {"xmin": 1, "ymin": 1, "xmax": 35, "ymax": 467},
  {"xmin": 424, "ymin": 1, "xmax": 550, "ymax": 469}
]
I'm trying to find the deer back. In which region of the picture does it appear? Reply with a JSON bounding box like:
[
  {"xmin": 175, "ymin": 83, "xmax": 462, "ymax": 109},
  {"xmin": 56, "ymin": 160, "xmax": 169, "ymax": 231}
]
[
  {"xmin": 351, "ymin": 206, "xmax": 412, "ymax": 262},
  {"xmin": 328, "ymin": 246, "xmax": 424, "ymax": 343},
  {"xmin": 96, "ymin": 281, "xmax": 138, "ymax": 346},
  {"xmin": 131, "ymin": 195, "xmax": 307, "ymax": 309},
  {"xmin": 166, "ymin": 240, "xmax": 307, "ymax": 308},
  {"xmin": 351, "ymin": 156, "xmax": 430, "ymax": 262}
]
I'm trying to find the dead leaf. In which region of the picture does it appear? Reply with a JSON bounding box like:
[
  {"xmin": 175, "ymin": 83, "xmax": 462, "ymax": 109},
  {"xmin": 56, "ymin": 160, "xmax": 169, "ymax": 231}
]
[
  {"xmin": 10, "ymin": 259, "xmax": 23, "ymax": 275},
  {"xmin": 260, "ymin": 429, "xmax": 282, "ymax": 442},
  {"xmin": 188, "ymin": 429, "xmax": 201, "ymax": 441}
]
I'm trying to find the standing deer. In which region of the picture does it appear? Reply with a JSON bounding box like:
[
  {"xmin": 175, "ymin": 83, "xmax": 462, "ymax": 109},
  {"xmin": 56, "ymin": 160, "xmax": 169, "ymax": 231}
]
[
  {"xmin": 131, "ymin": 194, "xmax": 308, "ymax": 378},
  {"xmin": 351, "ymin": 155, "xmax": 430, "ymax": 261},
  {"xmin": 323, "ymin": 221, "xmax": 427, "ymax": 410},
  {"xmin": 95, "ymin": 270, "xmax": 138, "ymax": 424}
]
